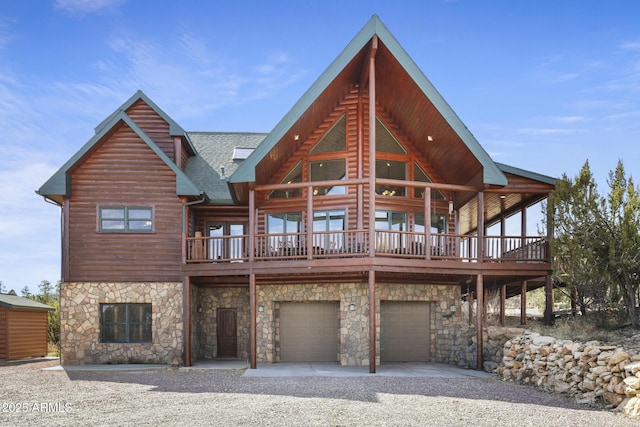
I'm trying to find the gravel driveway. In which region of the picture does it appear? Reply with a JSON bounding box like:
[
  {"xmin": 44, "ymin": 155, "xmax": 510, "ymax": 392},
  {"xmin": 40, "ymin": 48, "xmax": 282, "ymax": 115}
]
[{"xmin": 0, "ymin": 360, "xmax": 636, "ymax": 426}]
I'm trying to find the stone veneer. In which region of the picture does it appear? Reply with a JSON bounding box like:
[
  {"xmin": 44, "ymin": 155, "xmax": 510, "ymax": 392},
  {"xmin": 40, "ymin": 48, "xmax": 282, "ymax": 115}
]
[
  {"xmin": 60, "ymin": 282, "xmax": 183, "ymax": 365},
  {"xmin": 193, "ymin": 287, "xmax": 250, "ymax": 361},
  {"xmin": 256, "ymin": 282, "xmax": 464, "ymax": 366}
]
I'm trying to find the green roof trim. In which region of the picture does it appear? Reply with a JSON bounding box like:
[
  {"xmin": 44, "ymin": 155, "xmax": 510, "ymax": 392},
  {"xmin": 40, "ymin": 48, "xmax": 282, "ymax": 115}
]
[
  {"xmin": 496, "ymin": 162, "xmax": 558, "ymax": 186},
  {"xmin": 231, "ymin": 15, "xmax": 508, "ymax": 187},
  {"xmin": 37, "ymin": 111, "xmax": 202, "ymax": 198},
  {"xmin": 0, "ymin": 293, "xmax": 54, "ymax": 311}
]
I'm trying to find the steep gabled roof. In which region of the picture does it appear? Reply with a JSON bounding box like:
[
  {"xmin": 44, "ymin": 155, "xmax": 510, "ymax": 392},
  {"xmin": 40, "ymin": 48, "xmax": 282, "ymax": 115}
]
[
  {"xmin": 95, "ymin": 90, "xmax": 197, "ymax": 154},
  {"xmin": 37, "ymin": 110, "xmax": 202, "ymax": 201},
  {"xmin": 0, "ymin": 293, "xmax": 54, "ymax": 311},
  {"xmin": 231, "ymin": 15, "xmax": 507, "ymax": 187}
]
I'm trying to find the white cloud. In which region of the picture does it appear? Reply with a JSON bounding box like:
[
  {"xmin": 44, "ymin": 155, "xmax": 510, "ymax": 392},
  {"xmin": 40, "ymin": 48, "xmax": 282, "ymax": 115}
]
[
  {"xmin": 516, "ymin": 127, "xmax": 582, "ymax": 136},
  {"xmin": 54, "ymin": 0, "xmax": 127, "ymax": 15},
  {"xmin": 621, "ymin": 41, "xmax": 640, "ymax": 51}
]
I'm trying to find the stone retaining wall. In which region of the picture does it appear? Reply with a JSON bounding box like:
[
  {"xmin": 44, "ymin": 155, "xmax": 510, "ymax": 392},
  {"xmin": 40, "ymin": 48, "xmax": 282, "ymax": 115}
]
[
  {"xmin": 499, "ymin": 331, "xmax": 640, "ymax": 416},
  {"xmin": 60, "ymin": 282, "xmax": 183, "ymax": 365}
]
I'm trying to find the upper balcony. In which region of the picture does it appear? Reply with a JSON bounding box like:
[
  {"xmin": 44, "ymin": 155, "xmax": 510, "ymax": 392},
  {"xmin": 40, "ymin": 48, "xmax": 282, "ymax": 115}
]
[
  {"xmin": 185, "ymin": 229, "xmax": 549, "ymax": 264},
  {"xmin": 183, "ymin": 177, "xmax": 552, "ymax": 277}
]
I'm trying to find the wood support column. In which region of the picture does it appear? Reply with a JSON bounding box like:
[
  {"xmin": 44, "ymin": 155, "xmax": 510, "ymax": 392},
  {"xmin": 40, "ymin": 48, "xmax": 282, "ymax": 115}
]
[
  {"xmin": 250, "ymin": 272, "xmax": 257, "ymax": 369},
  {"xmin": 544, "ymin": 274, "xmax": 554, "ymax": 325},
  {"xmin": 424, "ymin": 189, "xmax": 431, "ymax": 260},
  {"xmin": 477, "ymin": 191, "xmax": 485, "ymax": 262},
  {"xmin": 184, "ymin": 276, "xmax": 192, "ymax": 367},
  {"xmin": 520, "ymin": 281, "xmax": 527, "ymax": 325},
  {"xmin": 476, "ymin": 274, "xmax": 484, "ymax": 371},
  {"xmin": 248, "ymin": 188, "xmax": 255, "ymax": 262},
  {"xmin": 500, "ymin": 284, "xmax": 506, "ymax": 326},
  {"xmin": 369, "ymin": 270, "xmax": 376, "ymax": 373},
  {"xmin": 367, "ymin": 36, "xmax": 378, "ymax": 258},
  {"xmin": 468, "ymin": 288, "xmax": 474, "ymax": 325}
]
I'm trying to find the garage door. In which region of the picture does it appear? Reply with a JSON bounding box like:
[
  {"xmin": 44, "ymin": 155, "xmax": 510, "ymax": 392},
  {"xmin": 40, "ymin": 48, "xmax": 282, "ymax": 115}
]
[
  {"xmin": 280, "ymin": 302, "xmax": 339, "ymax": 362},
  {"xmin": 380, "ymin": 301, "xmax": 431, "ymax": 362}
]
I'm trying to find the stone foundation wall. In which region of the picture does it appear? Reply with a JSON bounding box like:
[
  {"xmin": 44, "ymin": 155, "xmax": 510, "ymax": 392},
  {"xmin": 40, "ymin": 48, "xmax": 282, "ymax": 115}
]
[
  {"xmin": 499, "ymin": 331, "xmax": 640, "ymax": 416},
  {"xmin": 194, "ymin": 287, "xmax": 250, "ymax": 361},
  {"xmin": 256, "ymin": 282, "xmax": 463, "ymax": 366},
  {"xmin": 60, "ymin": 282, "xmax": 183, "ymax": 365}
]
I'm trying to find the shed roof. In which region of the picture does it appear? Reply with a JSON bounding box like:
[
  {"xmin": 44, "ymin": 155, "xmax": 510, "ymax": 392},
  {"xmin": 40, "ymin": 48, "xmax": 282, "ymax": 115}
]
[{"xmin": 0, "ymin": 294, "xmax": 54, "ymax": 311}]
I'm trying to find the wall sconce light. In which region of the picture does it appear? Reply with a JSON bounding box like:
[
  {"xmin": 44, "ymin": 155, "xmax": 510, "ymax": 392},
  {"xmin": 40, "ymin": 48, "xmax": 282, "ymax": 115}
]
[
  {"xmin": 197, "ymin": 306, "xmax": 203, "ymax": 313},
  {"xmin": 450, "ymin": 303, "xmax": 457, "ymax": 314},
  {"xmin": 258, "ymin": 305, "xmax": 264, "ymax": 313},
  {"xmin": 348, "ymin": 303, "xmax": 356, "ymax": 311},
  {"xmin": 448, "ymin": 200, "xmax": 454, "ymax": 215}
]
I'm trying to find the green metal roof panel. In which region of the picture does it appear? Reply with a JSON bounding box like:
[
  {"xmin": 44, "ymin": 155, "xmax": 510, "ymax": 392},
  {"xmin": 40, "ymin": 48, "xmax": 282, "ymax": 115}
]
[
  {"xmin": 231, "ymin": 15, "xmax": 508, "ymax": 187},
  {"xmin": 37, "ymin": 111, "xmax": 202, "ymax": 198},
  {"xmin": 0, "ymin": 293, "xmax": 54, "ymax": 311},
  {"xmin": 496, "ymin": 162, "xmax": 558, "ymax": 186}
]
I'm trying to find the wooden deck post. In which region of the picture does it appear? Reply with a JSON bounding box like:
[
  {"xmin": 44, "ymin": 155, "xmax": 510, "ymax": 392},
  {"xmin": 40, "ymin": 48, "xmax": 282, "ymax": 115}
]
[
  {"xmin": 477, "ymin": 191, "xmax": 484, "ymax": 262},
  {"xmin": 500, "ymin": 284, "xmax": 506, "ymax": 326},
  {"xmin": 248, "ymin": 188, "xmax": 255, "ymax": 262},
  {"xmin": 369, "ymin": 269, "xmax": 376, "ymax": 373},
  {"xmin": 184, "ymin": 276, "xmax": 192, "ymax": 367},
  {"xmin": 520, "ymin": 280, "xmax": 527, "ymax": 325},
  {"xmin": 544, "ymin": 274, "xmax": 554, "ymax": 325},
  {"xmin": 250, "ymin": 272, "xmax": 257, "ymax": 369},
  {"xmin": 367, "ymin": 36, "xmax": 378, "ymax": 259},
  {"xmin": 476, "ymin": 274, "xmax": 484, "ymax": 371}
]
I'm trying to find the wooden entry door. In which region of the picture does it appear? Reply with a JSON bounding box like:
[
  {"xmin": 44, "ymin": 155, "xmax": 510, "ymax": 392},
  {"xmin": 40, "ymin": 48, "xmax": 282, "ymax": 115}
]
[{"xmin": 217, "ymin": 308, "xmax": 237, "ymax": 358}]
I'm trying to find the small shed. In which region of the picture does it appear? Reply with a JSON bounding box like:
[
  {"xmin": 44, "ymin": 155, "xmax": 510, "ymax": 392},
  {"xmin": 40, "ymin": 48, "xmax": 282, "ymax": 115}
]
[{"xmin": 0, "ymin": 293, "xmax": 54, "ymax": 361}]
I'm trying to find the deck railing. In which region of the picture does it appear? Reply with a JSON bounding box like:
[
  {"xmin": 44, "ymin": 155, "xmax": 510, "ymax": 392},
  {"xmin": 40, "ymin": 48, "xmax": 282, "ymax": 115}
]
[{"xmin": 185, "ymin": 231, "xmax": 549, "ymax": 264}]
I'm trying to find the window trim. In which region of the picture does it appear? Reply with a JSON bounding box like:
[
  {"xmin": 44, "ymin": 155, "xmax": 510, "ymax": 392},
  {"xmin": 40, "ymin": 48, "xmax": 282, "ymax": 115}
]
[
  {"xmin": 100, "ymin": 303, "xmax": 152, "ymax": 343},
  {"xmin": 98, "ymin": 205, "xmax": 154, "ymax": 233}
]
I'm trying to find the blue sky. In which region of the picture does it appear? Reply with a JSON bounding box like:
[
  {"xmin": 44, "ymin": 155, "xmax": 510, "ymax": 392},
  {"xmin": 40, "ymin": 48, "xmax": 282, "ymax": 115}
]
[{"xmin": 1, "ymin": 0, "xmax": 639, "ymax": 294}]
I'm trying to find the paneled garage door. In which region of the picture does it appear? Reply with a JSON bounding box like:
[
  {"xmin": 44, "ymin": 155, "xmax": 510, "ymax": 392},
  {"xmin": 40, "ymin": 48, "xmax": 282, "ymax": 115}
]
[
  {"xmin": 279, "ymin": 302, "xmax": 339, "ymax": 362},
  {"xmin": 380, "ymin": 301, "xmax": 431, "ymax": 362}
]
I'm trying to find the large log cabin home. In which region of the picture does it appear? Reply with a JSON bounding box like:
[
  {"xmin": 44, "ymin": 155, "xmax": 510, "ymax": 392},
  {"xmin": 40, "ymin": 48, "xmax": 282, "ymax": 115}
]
[{"xmin": 38, "ymin": 16, "xmax": 555, "ymax": 370}]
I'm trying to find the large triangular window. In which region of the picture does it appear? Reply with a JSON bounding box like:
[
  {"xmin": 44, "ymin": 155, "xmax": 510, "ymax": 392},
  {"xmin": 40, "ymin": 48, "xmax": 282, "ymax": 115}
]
[
  {"xmin": 268, "ymin": 161, "xmax": 302, "ymax": 198},
  {"xmin": 414, "ymin": 163, "xmax": 445, "ymax": 200},
  {"xmin": 310, "ymin": 115, "xmax": 346, "ymax": 153},
  {"xmin": 375, "ymin": 118, "xmax": 406, "ymax": 154}
]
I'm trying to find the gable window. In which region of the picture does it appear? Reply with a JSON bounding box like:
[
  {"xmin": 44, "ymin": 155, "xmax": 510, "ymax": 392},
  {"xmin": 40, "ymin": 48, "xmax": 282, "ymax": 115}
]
[
  {"xmin": 99, "ymin": 206, "xmax": 153, "ymax": 232},
  {"xmin": 269, "ymin": 161, "xmax": 302, "ymax": 198},
  {"xmin": 310, "ymin": 115, "xmax": 346, "ymax": 153},
  {"xmin": 310, "ymin": 159, "xmax": 346, "ymax": 196},
  {"xmin": 375, "ymin": 118, "xmax": 406, "ymax": 154},
  {"xmin": 100, "ymin": 303, "xmax": 152, "ymax": 343},
  {"xmin": 414, "ymin": 163, "xmax": 445, "ymax": 200}
]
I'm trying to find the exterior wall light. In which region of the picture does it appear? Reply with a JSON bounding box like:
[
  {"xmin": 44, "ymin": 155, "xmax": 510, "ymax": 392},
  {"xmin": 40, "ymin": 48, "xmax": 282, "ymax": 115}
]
[
  {"xmin": 348, "ymin": 303, "xmax": 356, "ymax": 311},
  {"xmin": 258, "ymin": 305, "xmax": 264, "ymax": 313}
]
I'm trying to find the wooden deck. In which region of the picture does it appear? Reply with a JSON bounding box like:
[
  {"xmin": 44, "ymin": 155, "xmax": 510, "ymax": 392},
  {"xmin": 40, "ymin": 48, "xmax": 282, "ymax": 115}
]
[{"xmin": 185, "ymin": 230, "xmax": 549, "ymax": 265}]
